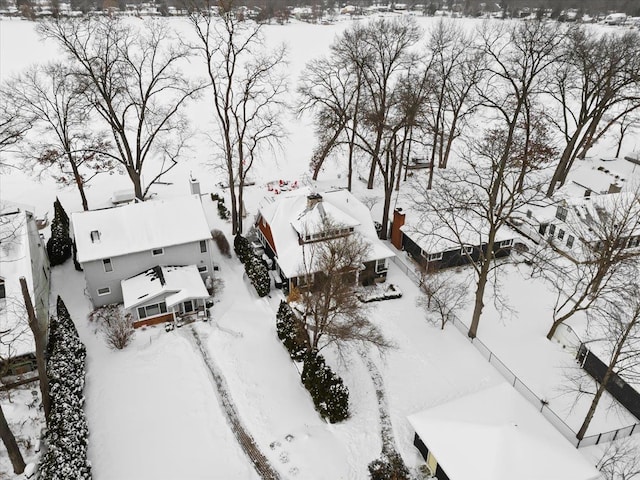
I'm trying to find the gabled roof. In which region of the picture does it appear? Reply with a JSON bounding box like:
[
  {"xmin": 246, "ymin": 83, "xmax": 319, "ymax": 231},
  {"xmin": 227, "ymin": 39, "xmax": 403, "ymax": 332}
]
[
  {"xmin": 408, "ymin": 383, "xmax": 600, "ymax": 480},
  {"xmin": 258, "ymin": 188, "xmax": 394, "ymax": 278},
  {"xmin": 73, "ymin": 196, "xmax": 211, "ymax": 263},
  {"xmin": 121, "ymin": 265, "xmax": 209, "ymax": 310}
]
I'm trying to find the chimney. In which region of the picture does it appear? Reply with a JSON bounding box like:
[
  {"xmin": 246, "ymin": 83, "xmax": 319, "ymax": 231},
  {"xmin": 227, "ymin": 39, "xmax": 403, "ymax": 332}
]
[
  {"xmin": 391, "ymin": 208, "xmax": 405, "ymax": 250},
  {"xmin": 608, "ymin": 183, "xmax": 622, "ymax": 194},
  {"xmin": 189, "ymin": 175, "xmax": 201, "ymax": 196},
  {"xmin": 307, "ymin": 193, "xmax": 323, "ymax": 209}
]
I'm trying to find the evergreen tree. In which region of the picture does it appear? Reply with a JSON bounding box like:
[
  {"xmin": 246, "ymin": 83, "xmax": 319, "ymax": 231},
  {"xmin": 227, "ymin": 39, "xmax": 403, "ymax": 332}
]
[
  {"xmin": 276, "ymin": 300, "xmax": 308, "ymax": 361},
  {"xmin": 39, "ymin": 297, "xmax": 91, "ymax": 480},
  {"xmin": 46, "ymin": 198, "xmax": 73, "ymax": 267},
  {"xmin": 246, "ymin": 255, "xmax": 270, "ymax": 297},
  {"xmin": 301, "ymin": 351, "xmax": 349, "ymax": 423},
  {"xmin": 233, "ymin": 234, "xmax": 252, "ymax": 264}
]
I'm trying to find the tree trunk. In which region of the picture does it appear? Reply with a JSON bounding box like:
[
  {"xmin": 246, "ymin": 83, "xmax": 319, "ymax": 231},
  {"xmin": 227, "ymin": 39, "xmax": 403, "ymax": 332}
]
[
  {"xmin": 366, "ymin": 155, "xmax": 377, "ymax": 189},
  {"xmin": 128, "ymin": 168, "xmax": 144, "ymax": 201},
  {"xmin": 20, "ymin": 277, "xmax": 50, "ymax": 423},
  {"xmin": 468, "ymin": 261, "xmax": 489, "ymax": 338},
  {"xmin": 0, "ymin": 403, "xmax": 25, "ymax": 475},
  {"xmin": 547, "ymin": 132, "xmax": 581, "ymax": 197},
  {"xmin": 69, "ymin": 155, "xmax": 89, "ymax": 211},
  {"xmin": 576, "ymin": 375, "xmax": 609, "ymax": 440}
]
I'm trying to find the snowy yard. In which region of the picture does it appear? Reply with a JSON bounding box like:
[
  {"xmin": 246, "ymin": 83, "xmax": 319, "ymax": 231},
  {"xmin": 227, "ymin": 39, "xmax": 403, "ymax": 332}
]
[{"xmin": 2, "ymin": 13, "xmax": 640, "ymax": 480}]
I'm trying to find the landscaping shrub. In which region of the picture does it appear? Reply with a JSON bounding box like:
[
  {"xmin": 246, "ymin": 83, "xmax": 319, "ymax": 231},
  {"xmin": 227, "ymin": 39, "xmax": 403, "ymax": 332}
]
[
  {"xmin": 217, "ymin": 199, "xmax": 230, "ymax": 221},
  {"xmin": 246, "ymin": 255, "xmax": 270, "ymax": 297},
  {"xmin": 233, "ymin": 234, "xmax": 252, "ymax": 264},
  {"xmin": 39, "ymin": 296, "xmax": 91, "ymax": 480},
  {"xmin": 89, "ymin": 304, "xmax": 134, "ymax": 350},
  {"xmin": 276, "ymin": 300, "xmax": 308, "ymax": 361},
  {"xmin": 46, "ymin": 198, "xmax": 73, "ymax": 267},
  {"xmin": 368, "ymin": 452, "xmax": 410, "ymax": 480},
  {"xmin": 211, "ymin": 229, "xmax": 231, "ymax": 258},
  {"xmin": 301, "ymin": 351, "xmax": 349, "ymax": 423}
]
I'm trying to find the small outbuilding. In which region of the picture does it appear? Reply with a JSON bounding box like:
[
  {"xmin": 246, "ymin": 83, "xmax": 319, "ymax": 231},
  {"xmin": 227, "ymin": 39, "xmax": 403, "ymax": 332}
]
[{"xmin": 408, "ymin": 383, "xmax": 600, "ymax": 480}]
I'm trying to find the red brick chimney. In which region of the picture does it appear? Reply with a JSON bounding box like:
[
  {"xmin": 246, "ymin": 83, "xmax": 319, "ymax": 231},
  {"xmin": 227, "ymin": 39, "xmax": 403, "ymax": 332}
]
[{"xmin": 391, "ymin": 208, "xmax": 405, "ymax": 250}]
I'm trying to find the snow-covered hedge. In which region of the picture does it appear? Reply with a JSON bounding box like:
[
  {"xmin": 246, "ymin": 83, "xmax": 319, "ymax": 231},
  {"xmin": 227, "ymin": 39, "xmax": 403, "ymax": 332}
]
[
  {"xmin": 357, "ymin": 284, "xmax": 403, "ymax": 303},
  {"xmin": 39, "ymin": 296, "xmax": 91, "ymax": 480},
  {"xmin": 276, "ymin": 300, "xmax": 308, "ymax": 361},
  {"xmin": 301, "ymin": 351, "xmax": 349, "ymax": 423},
  {"xmin": 46, "ymin": 198, "xmax": 73, "ymax": 267},
  {"xmin": 368, "ymin": 452, "xmax": 410, "ymax": 480},
  {"xmin": 233, "ymin": 234, "xmax": 253, "ymax": 264},
  {"xmin": 246, "ymin": 255, "xmax": 270, "ymax": 297}
]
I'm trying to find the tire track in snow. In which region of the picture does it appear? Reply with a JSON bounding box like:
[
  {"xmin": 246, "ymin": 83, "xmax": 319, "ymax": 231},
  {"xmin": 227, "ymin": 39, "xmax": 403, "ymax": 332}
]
[{"xmin": 188, "ymin": 327, "xmax": 281, "ymax": 480}]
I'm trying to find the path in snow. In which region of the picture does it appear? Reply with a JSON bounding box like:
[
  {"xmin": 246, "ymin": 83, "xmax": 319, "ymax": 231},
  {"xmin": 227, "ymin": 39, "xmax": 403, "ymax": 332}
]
[
  {"xmin": 359, "ymin": 348, "xmax": 401, "ymax": 458},
  {"xmin": 187, "ymin": 326, "xmax": 281, "ymax": 480}
]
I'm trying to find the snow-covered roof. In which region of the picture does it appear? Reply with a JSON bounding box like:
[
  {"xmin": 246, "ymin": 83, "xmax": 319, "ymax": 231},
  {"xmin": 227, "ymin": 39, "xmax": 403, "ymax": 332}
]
[
  {"xmin": 121, "ymin": 265, "xmax": 209, "ymax": 310},
  {"xmin": 0, "ymin": 205, "xmax": 47, "ymax": 358},
  {"xmin": 561, "ymin": 157, "xmax": 640, "ymax": 197},
  {"xmin": 408, "ymin": 383, "xmax": 600, "ymax": 480},
  {"xmin": 399, "ymin": 203, "xmax": 516, "ymax": 254},
  {"xmin": 258, "ymin": 188, "xmax": 394, "ymax": 278},
  {"xmin": 73, "ymin": 196, "xmax": 211, "ymax": 263}
]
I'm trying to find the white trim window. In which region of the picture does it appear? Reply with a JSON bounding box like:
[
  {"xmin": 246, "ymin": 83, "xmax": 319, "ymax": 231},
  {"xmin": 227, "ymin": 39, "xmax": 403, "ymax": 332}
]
[
  {"xmin": 461, "ymin": 245, "xmax": 474, "ymax": 255},
  {"xmin": 498, "ymin": 239, "xmax": 514, "ymax": 248},
  {"xmin": 97, "ymin": 287, "xmax": 111, "ymax": 296},
  {"xmin": 567, "ymin": 235, "xmax": 575, "ymax": 248},
  {"xmin": 375, "ymin": 258, "xmax": 388, "ymax": 273},
  {"xmin": 198, "ymin": 265, "xmax": 208, "ymax": 273},
  {"xmin": 152, "ymin": 248, "xmax": 164, "ymax": 256},
  {"xmin": 423, "ymin": 251, "xmax": 443, "ymax": 262},
  {"xmin": 137, "ymin": 302, "xmax": 168, "ymax": 319},
  {"xmin": 199, "ymin": 240, "xmax": 207, "ymax": 253},
  {"xmin": 103, "ymin": 258, "xmax": 113, "ymax": 272}
]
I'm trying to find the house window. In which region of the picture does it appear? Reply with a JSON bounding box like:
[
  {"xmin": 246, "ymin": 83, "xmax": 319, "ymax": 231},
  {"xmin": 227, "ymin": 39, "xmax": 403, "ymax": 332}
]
[
  {"xmin": 0, "ymin": 279, "xmax": 5, "ymax": 299},
  {"xmin": 423, "ymin": 251, "xmax": 443, "ymax": 262},
  {"xmin": 375, "ymin": 258, "xmax": 388, "ymax": 273},
  {"xmin": 526, "ymin": 210, "xmax": 532, "ymax": 218},
  {"xmin": 567, "ymin": 235, "xmax": 575, "ymax": 248},
  {"xmin": 198, "ymin": 265, "xmax": 208, "ymax": 273},
  {"xmin": 538, "ymin": 223, "xmax": 548, "ymax": 235},
  {"xmin": 97, "ymin": 287, "xmax": 111, "ymax": 296},
  {"xmin": 461, "ymin": 246, "xmax": 474, "ymax": 255},
  {"xmin": 90, "ymin": 230, "xmax": 101, "ymax": 243},
  {"xmin": 184, "ymin": 300, "xmax": 194, "ymax": 313},
  {"xmin": 103, "ymin": 258, "xmax": 113, "ymax": 272},
  {"xmin": 297, "ymin": 273, "xmax": 313, "ymax": 288},
  {"xmin": 137, "ymin": 302, "xmax": 168, "ymax": 319},
  {"xmin": 549, "ymin": 224, "xmax": 556, "ymax": 236},
  {"xmin": 152, "ymin": 248, "xmax": 164, "ymax": 256},
  {"xmin": 200, "ymin": 240, "xmax": 207, "ymax": 253},
  {"xmin": 498, "ymin": 239, "xmax": 514, "ymax": 248},
  {"xmin": 557, "ymin": 229, "xmax": 565, "ymax": 241},
  {"xmin": 556, "ymin": 206, "xmax": 568, "ymax": 221}
]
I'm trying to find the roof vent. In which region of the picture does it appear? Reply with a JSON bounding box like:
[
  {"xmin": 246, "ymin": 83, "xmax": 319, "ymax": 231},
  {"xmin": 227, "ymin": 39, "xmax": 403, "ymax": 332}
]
[{"xmin": 90, "ymin": 230, "xmax": 101, "ymax": 243}]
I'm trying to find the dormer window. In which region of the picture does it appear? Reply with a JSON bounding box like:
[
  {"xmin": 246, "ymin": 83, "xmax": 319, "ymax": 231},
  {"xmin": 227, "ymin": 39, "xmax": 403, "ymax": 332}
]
[{"xmin": 90, "ymin": 230, "xmax": 101, "ymax": 243}]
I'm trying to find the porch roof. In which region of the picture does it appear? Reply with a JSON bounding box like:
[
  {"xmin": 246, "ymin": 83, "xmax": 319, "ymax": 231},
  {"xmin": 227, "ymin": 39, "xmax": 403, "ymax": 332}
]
[{"xmin": 122, "ymin": 265, "xmax": 209, "ymax": 310}]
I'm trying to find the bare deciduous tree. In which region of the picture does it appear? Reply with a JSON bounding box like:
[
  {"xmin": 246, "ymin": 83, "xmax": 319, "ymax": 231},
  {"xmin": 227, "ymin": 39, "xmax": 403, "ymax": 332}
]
[
  {"xmin": 188, "ymin": 6, "xmax": 287, "ymax": 235},
  {"xmin": 0, "ymin": 96, "xmax": 33, "ymax": 168},
  {"xmin": 3, "ymin": 63, "xmax": 114, "ymax": 211},
  {"xmin": 547, "ymin": 28, "xmax": 640, "ymax": 196},
  {"xmin": 531, "ymin": 190, "xmax": 640, "ymax": 340},
  {"xmin": 597, "ymin": 438, "xmax": 640, "ymax": 480},
  {"xmin": 291, "ymin": 220, "xmax": 392, "ymax": 357},
  {"xmin": 417, "ymin": 270, "xmax": 469, "ymax": 330},
  {"xmin": 574, "ymin": 288, "xmax": 640, "ymax": 440},
  {"xmin": 38, "ymin": 17, "xmax": 204, "ymax": 201},
  {"xmin": 89, "ymin": 304, "xmax": 134, "ymax": 350}
]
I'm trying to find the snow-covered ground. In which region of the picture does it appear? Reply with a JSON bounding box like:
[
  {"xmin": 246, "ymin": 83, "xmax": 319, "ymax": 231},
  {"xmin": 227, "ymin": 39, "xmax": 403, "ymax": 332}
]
[{"xmin": 2, "ymin": 14, "xmax": 640, "ymax": 480}]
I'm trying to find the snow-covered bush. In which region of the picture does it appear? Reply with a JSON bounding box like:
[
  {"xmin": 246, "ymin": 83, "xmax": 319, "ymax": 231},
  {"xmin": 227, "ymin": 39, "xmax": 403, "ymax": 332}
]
[
  {"xmin": 368, "ymin": 452, "xmax": 410, "ymax": 480},
  {"xmin": 211, "ymin": 229, "xmax": 231, "ymax": 258},
  {"xmin": 46, "ymin": 198, "xmax": 73, "ymax": 267},
  {"xmin": 276, "ymin": 300, "xmax": 308, "ymax": 361},
  {"xmin": 301, "ymin": 351, "xmax": 349, "ymax": 423},
  {"xmin": 233, "ymin": 234, "xmax": 252, "ymax": 264},
  {"xmin": 246, "ymin": 255, "xmax": 270, "ymax": 297},
  {"xmin": 39, "ymin": 296, "xmax": 91, "ymax": 480},
  {"xmin": 217, "ymin": 199, "xmax": 230, "ymax": 221},
  {"xmin": 89, "ymin": 304, "xmax": 134, "ymax": 350}
]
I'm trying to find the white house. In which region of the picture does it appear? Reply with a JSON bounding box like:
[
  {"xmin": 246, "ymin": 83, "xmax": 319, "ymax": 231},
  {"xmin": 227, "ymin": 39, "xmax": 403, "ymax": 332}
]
[
  {"xmin": 254, "ymin": 188, "xmax": 395, "ymax": 292},
  {"xmin": 72, "ymin": 195, "xmax": 215, "ymax": 326},
  {"xmin": 408, "ymin": 383, "xmax": 600, "ymax": 480},
  {"xmin": 0, "ymin": 203, "xmax": 50, "ymax": 375}
]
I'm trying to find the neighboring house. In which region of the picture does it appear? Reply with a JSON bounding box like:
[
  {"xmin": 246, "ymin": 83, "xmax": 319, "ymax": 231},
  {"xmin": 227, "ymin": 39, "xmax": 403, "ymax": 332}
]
[
  {"xmin": 408, "ymin": 383, "xmax": 600, "ymax": 480},
  {"xmin": 557, "ymin": 156, "xmax": 639, "ymax": 198},
  {"xmin": 391, "ymin": 207, "xmax": 516, "ymax": 271},
  {"xmin": 72, "ymin": 195, "xmax": 215, "ymax": 325},
  {"xmin": 511, "ymin": 192, "xmax": 640, "ymax": 259},
  {"xmin": 0, "ymin": 203, "xmax": 50, "ymax": 376},
  {"xmin": 254, "ymin": 188, "xmax": 395, "ymax": 292}
]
